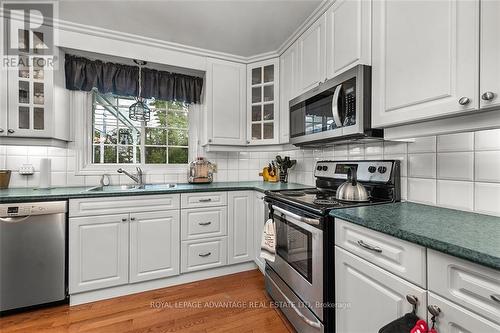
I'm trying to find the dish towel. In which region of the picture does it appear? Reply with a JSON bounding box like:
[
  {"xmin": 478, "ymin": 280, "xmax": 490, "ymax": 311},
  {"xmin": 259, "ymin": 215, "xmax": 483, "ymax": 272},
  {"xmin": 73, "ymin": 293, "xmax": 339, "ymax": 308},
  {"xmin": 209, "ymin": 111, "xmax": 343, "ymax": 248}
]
[
  {"xmin": 378, "ymin": 312, "xmax": 419, "ymax": 333},
  {"xmin": 260, "ymin": 218, "xmax": 276, "ymax": 262}
]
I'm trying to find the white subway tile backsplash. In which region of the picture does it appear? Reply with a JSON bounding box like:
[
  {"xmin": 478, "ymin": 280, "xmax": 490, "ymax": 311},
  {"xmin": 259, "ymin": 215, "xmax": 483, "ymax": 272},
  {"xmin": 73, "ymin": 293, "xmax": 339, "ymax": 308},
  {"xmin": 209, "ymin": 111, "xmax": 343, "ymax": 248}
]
[
  {"xmin": 437, "ymin": 132, "xmax": 474, "ymax": 152},
  {"xmin": 6, "ymin": 155, "xmax": 27, "ymax": 170},
  {"xmin": 383, "ymin": 142, "xmax": 407, "ymax": 155},
  {"xmin": 408, "ymin": 178, "xmax": 436, "ymax": 205},
  {"xmin": 348, "ymin": 144, "xmax": 364, "ymax": 156},
  {"xmin": 7, "ymin": 146, "xmax": 28, "ymax": 156},
  {"xmin": 437, "ymin": 152, "xmax": 473, "ymax": 181},
  {"xmin": 365, "ymin": 142, "xmax": 384, "ymax": 155},
  {"xmin": 475, "ymin": 129, "xmax": 500, "ymax": 151},
  {"xmin": 384, "ymin": 154, "xmax": 407, "ymax": 177},
  {"xmin": 408, "ymin": 137, "xmax": 436, "ymax": 153},
  {"xmin": 474, "ymin": 183, "xmax": 500, "ymax": 216},
  {"xmin": 437, "ymin": 180, "xmax": 473, "ymax": 211},
  {"xmin": 475, "ymin": 151, "xmax": 500, "ymax": 182},
  {"xmin": 27, "ymin": 146, "xmax": 48, "ymax": 156},
  {"xmin": 334, "ymin": 144, "xmax": 348, "ymax": 157},
  {"xmin": 400, "ymin": 177, "xmax": 407, "ymax": 200},
  {"xmin": 408, "ymin": 153, "xmax": 436, "ymax": 178}
]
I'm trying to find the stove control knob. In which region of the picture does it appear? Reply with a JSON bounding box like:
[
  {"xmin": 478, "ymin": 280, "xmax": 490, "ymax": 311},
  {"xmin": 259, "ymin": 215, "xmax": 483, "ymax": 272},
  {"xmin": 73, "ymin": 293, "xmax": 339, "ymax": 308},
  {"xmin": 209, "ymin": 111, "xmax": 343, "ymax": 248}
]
[
  {"xmin": 378, "ymin": 166, "xmax": 387, "ymax": 174},
  {"xmin": 316, "ymin": 165, "xmax": 322, "ymax": 171},
  {"xmin": 368, "ymin": 166, "xmax": 377, "ymax": 173},
  {"xmin": 322, "ymin": 166, "xmax": 328, "ymax": 171}
]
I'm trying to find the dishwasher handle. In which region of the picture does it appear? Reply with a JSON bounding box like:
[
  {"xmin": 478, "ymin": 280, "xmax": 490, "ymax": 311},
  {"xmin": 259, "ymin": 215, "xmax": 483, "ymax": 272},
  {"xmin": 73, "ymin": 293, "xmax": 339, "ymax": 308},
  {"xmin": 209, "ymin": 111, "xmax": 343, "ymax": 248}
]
[{"xmin": 0, "ymin": 216, "xmax": 32, "ymax": 223}]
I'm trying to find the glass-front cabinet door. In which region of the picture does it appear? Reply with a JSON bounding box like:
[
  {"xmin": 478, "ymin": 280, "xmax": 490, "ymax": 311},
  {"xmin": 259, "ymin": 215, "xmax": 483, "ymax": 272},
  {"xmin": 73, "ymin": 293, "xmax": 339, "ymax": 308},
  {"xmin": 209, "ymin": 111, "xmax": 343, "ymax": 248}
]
[
  {"xmin": 7, "ymin": 29, "xmax": 53, "ymax": 137},
  {"xmin": 247, "ymin": 59, "xmax": 279, "ymax": 145}
]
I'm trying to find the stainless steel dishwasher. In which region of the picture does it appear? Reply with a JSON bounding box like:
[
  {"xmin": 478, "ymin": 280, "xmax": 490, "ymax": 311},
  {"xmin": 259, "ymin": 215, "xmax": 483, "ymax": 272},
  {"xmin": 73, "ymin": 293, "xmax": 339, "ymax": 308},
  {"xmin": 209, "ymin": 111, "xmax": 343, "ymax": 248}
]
[{"xmin": 0, "ymin": 201, "xmax": 67, "ymax": 312}]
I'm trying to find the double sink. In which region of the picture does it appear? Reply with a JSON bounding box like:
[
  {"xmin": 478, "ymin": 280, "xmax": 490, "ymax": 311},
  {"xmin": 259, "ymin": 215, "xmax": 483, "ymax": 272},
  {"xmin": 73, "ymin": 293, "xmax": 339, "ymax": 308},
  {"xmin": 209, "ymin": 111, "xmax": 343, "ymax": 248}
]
[{"xmin": 86, "ymin": 183, "xmax": 177, "ymax": 192}]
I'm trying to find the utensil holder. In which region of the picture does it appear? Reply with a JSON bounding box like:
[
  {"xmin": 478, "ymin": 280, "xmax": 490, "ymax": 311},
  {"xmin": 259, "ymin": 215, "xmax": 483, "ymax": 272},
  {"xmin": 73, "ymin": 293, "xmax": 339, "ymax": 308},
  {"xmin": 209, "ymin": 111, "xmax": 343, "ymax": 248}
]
[{"xmin": 279, "ymin": 172, "xmax": 288, "ymax": 183}]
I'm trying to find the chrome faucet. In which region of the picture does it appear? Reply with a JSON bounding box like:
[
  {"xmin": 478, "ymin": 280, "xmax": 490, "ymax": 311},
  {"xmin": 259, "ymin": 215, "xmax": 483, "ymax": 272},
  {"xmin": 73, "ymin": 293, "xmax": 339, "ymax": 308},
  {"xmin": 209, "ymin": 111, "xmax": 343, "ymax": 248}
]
[{"xmin": 117, "ymin": 167, "xmax": 144, "ymax": 186}]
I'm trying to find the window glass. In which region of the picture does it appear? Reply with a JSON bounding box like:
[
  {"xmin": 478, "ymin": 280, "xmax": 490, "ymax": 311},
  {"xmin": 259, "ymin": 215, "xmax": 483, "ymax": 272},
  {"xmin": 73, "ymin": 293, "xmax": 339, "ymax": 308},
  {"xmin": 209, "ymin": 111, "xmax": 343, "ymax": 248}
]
[{"xmin": 91, "ymin": 91, "xmax": 189, "ymax": 164}]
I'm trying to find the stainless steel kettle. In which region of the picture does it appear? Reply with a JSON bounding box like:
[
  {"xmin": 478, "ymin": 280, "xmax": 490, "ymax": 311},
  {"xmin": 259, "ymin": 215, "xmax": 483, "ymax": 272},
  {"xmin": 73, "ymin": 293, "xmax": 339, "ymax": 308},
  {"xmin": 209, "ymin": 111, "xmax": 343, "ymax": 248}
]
[{"xmin": 336, "ymin": 167, "xmax": 369, "ymax": 202}]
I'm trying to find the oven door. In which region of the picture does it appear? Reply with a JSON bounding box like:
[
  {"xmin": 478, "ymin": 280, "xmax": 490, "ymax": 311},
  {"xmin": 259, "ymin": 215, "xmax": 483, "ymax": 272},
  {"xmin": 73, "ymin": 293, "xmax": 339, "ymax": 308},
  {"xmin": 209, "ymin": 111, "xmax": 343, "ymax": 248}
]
[{"xmin": 267, "ymin": 205, "xmax": 323, "ymax": 320}]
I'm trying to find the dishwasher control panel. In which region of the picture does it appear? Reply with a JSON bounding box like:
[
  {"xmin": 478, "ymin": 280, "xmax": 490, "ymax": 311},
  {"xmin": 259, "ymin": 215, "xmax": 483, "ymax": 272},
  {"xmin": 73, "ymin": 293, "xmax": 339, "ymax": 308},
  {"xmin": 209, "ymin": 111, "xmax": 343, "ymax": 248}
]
[{"xmin": 0, "ymin": 202, "xmax": 67, "ymax": 217}]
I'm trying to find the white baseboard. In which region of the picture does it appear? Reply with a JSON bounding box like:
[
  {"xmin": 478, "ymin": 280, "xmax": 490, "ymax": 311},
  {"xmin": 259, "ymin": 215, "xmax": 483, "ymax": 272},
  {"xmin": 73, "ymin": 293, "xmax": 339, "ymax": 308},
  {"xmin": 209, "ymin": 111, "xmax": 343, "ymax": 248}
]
[{"xmin": 70, "ymin": 262, "xmax": 257, "ymax": 306}]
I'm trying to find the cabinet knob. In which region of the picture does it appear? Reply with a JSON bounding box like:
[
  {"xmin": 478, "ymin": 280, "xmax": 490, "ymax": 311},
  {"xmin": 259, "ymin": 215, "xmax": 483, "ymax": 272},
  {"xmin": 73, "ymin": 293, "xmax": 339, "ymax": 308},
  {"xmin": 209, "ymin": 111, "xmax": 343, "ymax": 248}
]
[
  {"xmin": 7, "ymin": 129, "xmax": 14, "ymax": 134},
  {"xmin": 481, "ymin": 91, "xmax": 495, "ymax": 101},
  {"xmin": 427, "ymin": 305, "xmax": 441, "ymax": 317},
  {"xmin": 0, "ymin": 128, "xmax": 4, "ymax": 133},
  {"xmin": 491, "ymin": 294, "xmax": 500, "ymax": 303},
  {"xmin": 246, "ymin": 140, "xmax": 250, "ymax": 144},
  {"xmin": 130, "ymin": 217, "xmax": 136, "ymax": 221},
  {"xmin": 121, "ymin": 218, "xmax": 128, "ymax": 222},
  {"xmin": 458, "ymin": 97, "xmax": 470, "ymax": 105},
  {"xmin": 208, "ymin": 139, "xmax": 212, "ymax": 143}
]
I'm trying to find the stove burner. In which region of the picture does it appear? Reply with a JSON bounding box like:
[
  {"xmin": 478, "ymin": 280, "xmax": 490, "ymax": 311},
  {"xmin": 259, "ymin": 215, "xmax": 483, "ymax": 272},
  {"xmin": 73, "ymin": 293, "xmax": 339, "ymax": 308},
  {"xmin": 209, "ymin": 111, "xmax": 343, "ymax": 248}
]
[
  {"xmin": 282, "ymin": 191, "xmax": 305, "ymax": 197},
  {"xmin": 303, "ymin": 189, "xmax": 321, "ymax": 194},
  {"xmin": 313, "ymin": 199, "xmax": 340, "ymax": 206}
]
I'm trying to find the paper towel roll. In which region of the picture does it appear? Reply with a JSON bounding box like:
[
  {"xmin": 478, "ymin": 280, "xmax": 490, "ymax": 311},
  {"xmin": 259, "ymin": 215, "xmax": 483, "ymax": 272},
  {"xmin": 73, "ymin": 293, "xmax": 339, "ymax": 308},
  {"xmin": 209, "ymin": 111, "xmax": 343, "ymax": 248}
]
[{"xmin": 39, "ymin": 158, "xmax": 51, "ymax": 189}]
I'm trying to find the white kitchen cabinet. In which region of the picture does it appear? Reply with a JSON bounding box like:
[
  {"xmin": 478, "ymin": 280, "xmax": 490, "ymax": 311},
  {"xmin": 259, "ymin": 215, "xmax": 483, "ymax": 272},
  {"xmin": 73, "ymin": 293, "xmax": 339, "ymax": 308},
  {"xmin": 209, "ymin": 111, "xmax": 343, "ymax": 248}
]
[
  {"xmin": 69, "ymin": 214, "xmax": 130, "ymax": 293},
  {"xmin": 372, "ymin": 0, "xmax": 479, "ymax": 128},
  {"xmin": 253, "ymin": 192, "xmax": 266, "ymax": 273},
  {"xmin": 325, "ymin": 0, "xmax": 371, "ymax": 79},
  {"xmin": 480, "ymin": 0, "xmax": 500, "ymax": 109},
  {"xmin": 279, "ymin": 42, "xmax": 298, "ymax": 144},
  {"xmin": 181, "ymin": 237, "xmax": 228, "ymax": 273},
  {"xmin": 205, "ymin": 58, "xmax": 246, "ymax": 145},
  {"xmin": 129, "ymin": 211, "xmax": 180, "ymax": 283},
  {"xmin": 335, "ymin": 246, "xmax": 427, "ymax": 333},
  {"xmin": 428, "ymin": 292, "xmax": 500, "ymax": 333},
  {"xmin": 227, "ymin": 191, "xmax": 254, "ymax": 264},
  {"xmin": 247, "ymin": 59, "xmax": 280, "ymax": 145},
  {"xmin": 297, "ymin": 14, "xmax": 327, "ymax": 94}
]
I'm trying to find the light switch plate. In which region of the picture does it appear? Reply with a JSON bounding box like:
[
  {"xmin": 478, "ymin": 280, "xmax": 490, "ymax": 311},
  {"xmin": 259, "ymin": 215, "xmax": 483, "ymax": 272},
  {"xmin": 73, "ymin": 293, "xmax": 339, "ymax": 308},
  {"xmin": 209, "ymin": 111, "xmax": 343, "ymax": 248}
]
[{"xmin": 19, "ymin": 164, "xmax": 35, "ymax": 175}]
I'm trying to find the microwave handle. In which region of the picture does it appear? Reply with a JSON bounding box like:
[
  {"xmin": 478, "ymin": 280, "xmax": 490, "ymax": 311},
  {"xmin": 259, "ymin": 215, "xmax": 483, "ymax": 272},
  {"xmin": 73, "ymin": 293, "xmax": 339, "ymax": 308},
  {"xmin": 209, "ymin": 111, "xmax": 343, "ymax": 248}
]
[{"xmin": 332, "ymin": 84, "xmax": 343, "ymax": 127}]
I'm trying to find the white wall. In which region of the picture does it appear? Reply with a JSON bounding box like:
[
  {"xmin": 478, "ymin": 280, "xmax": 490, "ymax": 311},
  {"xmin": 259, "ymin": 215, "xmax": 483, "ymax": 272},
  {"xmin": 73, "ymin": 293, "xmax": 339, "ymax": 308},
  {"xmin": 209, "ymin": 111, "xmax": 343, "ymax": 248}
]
[{"xmin": 1, "ymin": 128, "xmax": 499, "ymax": 217}]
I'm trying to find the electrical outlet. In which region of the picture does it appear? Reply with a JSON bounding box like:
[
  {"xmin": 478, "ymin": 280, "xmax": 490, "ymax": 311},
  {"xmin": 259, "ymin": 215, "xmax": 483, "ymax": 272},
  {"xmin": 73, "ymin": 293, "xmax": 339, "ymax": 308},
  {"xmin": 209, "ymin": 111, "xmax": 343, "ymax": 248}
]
[{"xmin": 19, "ymin": 164, "xmax": 35, "ymax": 175}]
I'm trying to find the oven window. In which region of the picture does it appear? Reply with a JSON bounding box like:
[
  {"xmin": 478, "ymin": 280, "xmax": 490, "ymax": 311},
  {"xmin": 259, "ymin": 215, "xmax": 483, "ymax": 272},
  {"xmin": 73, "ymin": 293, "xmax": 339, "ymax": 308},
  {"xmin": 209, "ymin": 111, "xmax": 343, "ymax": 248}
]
[{"xmin": 275, "ymin": 215, "xmax": 313, "ymax": 283}]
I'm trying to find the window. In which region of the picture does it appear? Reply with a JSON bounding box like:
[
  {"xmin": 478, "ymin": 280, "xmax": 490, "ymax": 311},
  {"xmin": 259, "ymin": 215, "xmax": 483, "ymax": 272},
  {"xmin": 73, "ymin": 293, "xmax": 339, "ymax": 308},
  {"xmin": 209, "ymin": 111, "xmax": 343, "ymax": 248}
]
[{"xmin": 91, "ymin": 91, "xmax": 189, "ymax": 165}]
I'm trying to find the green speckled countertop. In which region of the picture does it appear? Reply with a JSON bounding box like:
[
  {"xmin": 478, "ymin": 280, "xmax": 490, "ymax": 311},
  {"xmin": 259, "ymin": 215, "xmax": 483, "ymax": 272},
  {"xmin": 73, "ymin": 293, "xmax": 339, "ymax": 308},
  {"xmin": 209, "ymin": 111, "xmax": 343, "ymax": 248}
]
[
  {"xmin": 0, "ymin": 181, "xmax": 313, "ymax": 203},
  {"xmin": 330, "ymin": 202, "xmax": 500, "ymax": 270}
]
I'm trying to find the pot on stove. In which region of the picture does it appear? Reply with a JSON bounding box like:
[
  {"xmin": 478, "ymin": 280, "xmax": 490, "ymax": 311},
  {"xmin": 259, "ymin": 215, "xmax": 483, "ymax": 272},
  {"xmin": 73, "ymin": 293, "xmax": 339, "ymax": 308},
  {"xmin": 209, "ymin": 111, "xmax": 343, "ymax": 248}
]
[{"xmin": 336, "ymin": 167, "xmax": 369, "ymax": 202}]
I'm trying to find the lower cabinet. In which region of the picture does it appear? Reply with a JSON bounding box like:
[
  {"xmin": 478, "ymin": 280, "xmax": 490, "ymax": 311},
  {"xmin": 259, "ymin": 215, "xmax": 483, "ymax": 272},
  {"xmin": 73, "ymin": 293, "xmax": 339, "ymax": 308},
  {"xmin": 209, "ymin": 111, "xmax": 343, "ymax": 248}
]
[
  {"xmin": 253, "ymin": 192, "xmax": 266, "ymax": 273},
  {"xmin": 335, "ymin": 246, "xmax": 427, "ymax": 333},
  {"xmin": 129, "ymin": 211, "xmax": 180, "ymax": 283},
  {"xmin": 181, "ymin": 237, "xmax": 228, "ymax": 273},
  {"xmin": 428, "ymin": 292, "xmax": 500, "ymax": 333},
  {"xmin": 69, "ymin": 210, "xmax": 180, "ymax": 293},
  {"xmin": 227, "ymin": 191, "xmax": 254, "ymax": 264},
  {"xmin": 69, "ymin": 214, "xmax": 130, "ymax": 293}
]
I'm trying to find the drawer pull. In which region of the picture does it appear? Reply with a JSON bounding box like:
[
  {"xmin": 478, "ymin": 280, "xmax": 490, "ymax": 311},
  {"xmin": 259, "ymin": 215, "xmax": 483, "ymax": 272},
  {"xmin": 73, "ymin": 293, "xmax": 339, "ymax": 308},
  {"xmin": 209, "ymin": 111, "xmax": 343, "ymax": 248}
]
[
  {"xmin": 357, "ymin": 240, "xmax": 382, "ymax": 253},
  {"xmin": 406, "ymin": 295, "xmax": 418, "ymax": 313},
  {"xmin": 199, "ymin": 221, "xmax": 212, "ymax": 226},
  {"xmin": 198, "ymin": 252, "xmax": 211, "ymax": 257},
  {"xmin": 198, "ymin": 198, "xmax": 212, "ymax": 202},
  {"xmin": 427, "ymin": 305, "xmax": 441, "ymax": 317},
  {"xmin": 491, "ymin": 294, "xmax": 500, "ymax": 303}
]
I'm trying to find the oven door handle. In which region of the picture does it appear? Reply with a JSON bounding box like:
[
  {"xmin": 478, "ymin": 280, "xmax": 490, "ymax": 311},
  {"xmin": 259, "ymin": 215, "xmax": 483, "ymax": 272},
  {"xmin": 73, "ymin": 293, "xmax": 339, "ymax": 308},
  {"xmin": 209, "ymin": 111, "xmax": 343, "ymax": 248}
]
[
  {"xmin": 331, "ymin": 84, "xmax": 343, "ymax": 127},
  {"xmin": 272, "ymin": 205, "xmax": 320, "ymax": 226}
]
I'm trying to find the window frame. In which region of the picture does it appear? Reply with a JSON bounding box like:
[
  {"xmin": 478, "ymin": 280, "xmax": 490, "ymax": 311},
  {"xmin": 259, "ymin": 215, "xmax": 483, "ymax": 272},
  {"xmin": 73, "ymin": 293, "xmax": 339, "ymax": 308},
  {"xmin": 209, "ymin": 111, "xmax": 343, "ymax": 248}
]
[{"xmin": 74, "ymin": 91, "xmax": 196, "ymax": 176}]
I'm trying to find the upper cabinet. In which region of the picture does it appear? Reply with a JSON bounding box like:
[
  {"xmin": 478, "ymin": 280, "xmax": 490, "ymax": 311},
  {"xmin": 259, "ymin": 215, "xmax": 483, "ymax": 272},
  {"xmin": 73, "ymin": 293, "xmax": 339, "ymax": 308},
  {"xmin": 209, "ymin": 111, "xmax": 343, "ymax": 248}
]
[
  {"xmin": 480, "ymin": 0, "xmax": 500, "ymax": 109},
  {"xmin": 279, "ymin": 42, "xmax": 299, "ymax": 144},
  {"xmin": 297, "ymin": 15, "xmax": 327, "ymax": 94},
  {"xmin": 205, "ymin": 58, "xmax": 246, "ymax": 145},
  {"xmin": 372, "ymin": 0, "xmax": 480, "ymax": 128},
  {"xmin": 247, "ymin": 59, "xmax": 280, "ymax": 145}
]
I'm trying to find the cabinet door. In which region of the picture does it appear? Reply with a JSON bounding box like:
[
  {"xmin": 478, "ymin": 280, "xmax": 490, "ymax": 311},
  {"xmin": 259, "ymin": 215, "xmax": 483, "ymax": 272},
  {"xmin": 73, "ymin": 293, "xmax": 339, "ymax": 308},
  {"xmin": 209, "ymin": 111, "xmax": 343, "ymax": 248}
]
[
  {"xmin": 325, "ymin": 0, "xmax": 371, "ymax": 79},
  {"xmin": 279, "ymin": 42, "xmax": 298, "ymax": 144},
  {"xmin": 247, "ymin": 59, "xmax": 279, "ymax": 145},
  {"xmin": 129, "ymin": 210, "xmax": 180, "ymax": 283},
  {"xmin": 7, "ymin": 54, "xmax": 53, "ymax": 137},
  {"xmin": 227, "ymin": 191, "xmax": 254, "ymax": 264},
  {"xmin": 428, "ymin": 292, "xmax": 500, "ymax": 333},
  {"xmin": 372, "ymin": 0, "xmax": 479, "ymax": 128},
  {"xmin": 297, "ymin": 15, "xmax": 326, "ymax": 94},
  {"xmin": 335, "ymin": 246, "xmax": 427, "ymax": 333},
  {"xmin": 253, "ymin": 192, "xmax": 266, "ymax": 273},
  {"xmin": 480, "ymin": 0, "xmax": 500, "ymax": 109},
  {"xmin": 69, "ymin": 214, "xmax": 129, "ymax": 293},
  {"xmin": 206, "ymin": 58, "xmax": 246, "ymax": 145}
]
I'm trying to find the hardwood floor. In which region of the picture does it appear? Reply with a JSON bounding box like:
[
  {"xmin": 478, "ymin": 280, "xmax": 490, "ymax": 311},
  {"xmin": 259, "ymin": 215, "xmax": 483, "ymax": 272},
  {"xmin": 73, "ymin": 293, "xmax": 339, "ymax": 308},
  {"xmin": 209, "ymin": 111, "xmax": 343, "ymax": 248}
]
[{"xmin": 0, "ymin": 269, "xmax": 295, "ymax": 333}]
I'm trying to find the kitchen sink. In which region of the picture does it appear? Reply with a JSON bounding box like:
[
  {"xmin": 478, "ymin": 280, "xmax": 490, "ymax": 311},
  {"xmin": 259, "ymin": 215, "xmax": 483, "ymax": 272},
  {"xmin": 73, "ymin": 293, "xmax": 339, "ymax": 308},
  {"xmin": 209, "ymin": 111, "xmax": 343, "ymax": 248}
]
[{"xmin": 85, "ymin": 183, "xmax": 177, "ymax": 192}]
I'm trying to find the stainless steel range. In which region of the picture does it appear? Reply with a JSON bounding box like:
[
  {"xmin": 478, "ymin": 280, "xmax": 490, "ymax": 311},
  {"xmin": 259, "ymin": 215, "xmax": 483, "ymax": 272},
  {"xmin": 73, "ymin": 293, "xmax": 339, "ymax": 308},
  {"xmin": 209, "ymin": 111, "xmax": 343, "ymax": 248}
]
[{"xmin": 264, "ymin": 160, "xmax": 401, "ymax": 333}]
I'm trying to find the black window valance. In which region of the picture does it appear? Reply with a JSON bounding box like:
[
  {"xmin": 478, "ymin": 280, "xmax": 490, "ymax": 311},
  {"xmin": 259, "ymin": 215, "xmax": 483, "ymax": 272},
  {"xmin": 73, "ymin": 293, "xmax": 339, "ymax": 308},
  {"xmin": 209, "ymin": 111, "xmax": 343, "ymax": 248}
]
[{"xmin": 64, "ymin": 54, "xmax": 204, "ymax": 104}]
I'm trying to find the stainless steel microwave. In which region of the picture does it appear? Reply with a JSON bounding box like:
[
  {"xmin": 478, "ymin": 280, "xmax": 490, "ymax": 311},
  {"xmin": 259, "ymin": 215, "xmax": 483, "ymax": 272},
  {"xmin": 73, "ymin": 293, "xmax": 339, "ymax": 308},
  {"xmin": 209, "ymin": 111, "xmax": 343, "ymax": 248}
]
[{"xmin": 289, "ymin": 65, "xmax": 383, "ymax": 146}]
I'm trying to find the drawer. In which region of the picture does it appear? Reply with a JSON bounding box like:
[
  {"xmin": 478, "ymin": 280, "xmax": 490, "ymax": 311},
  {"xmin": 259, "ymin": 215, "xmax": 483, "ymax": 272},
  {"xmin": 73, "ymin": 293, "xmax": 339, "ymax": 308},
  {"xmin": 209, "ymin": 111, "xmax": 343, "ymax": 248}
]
[
  {"xmin": 69, "ymin": 194, "xmax": 180, "ymax": 217},
  {"xmin": 181, "ymin": 206, "xmax": 227, "ymax": 240},
  {"xmin": 335, "ymin": 219, "xmax": 427, "ymax": 287},
  {"xmin": 428, "ymin": 249, "xmax": 500, "ymax": 324},
  {"xmin": 181, "ymin": 192, "xmax": 227, "ymax": 208},
  {"xmin": 181, "ymin": 237, "xmax": 227, "ymax": 273}
]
